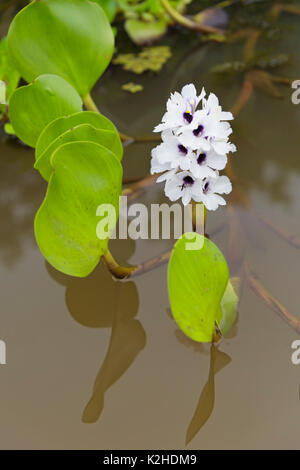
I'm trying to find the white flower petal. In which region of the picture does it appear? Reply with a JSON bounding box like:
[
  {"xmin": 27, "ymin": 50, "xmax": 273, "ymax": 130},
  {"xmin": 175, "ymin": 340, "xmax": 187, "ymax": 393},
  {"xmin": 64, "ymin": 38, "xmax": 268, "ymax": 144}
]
[
  {"xmin": 182, "ymin": 189, "xmax": 192, "ymax": 205},
  {"xmin": 206, "ymin": 152, "xmax": 227, "ymax": 170},
  {"xmin": 212, "ymin": 175, "xmax": 232, "ymax": 194},
  {"xmin": 202, "ymin": 193, "xmax": 225, "ymax": 211},
  {"xmin": 156, "ymin": 169, "xmax": 176, "ymax": 182},
  {"xmin": 181, "ymin": 83, "xmax": 197, "ymax": 100}
]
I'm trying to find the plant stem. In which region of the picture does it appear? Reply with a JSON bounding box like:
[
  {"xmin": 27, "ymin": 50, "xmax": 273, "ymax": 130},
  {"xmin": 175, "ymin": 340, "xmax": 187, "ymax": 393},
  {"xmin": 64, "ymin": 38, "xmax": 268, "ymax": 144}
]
[
  {"xmin": 243, "ymin": 29, "xmax": 260, "ymax": 62},
  {"xmin": 244, "ymin": 263, "xmax": 300, "ymax": 334},
  {"xmin": 133, "ymin": 134, "xmax": 161, "ymax": 143},
  {"xmin": 268, "ymin": 75, "xmax": 295, "ymax": 85},
  {"xmin": 83, "ymin": 93, "xmax": 132, "ymax": 142},
  {"xmin": 230, "ymin": 77, "xmax": 253, "ymax": 117},
  {"xmin": 159, "ymin": 0, "xmax": 224, "ymax": 35},
  {"xmin": 103, "ymin": 250, "xmax": 137, "ymax": 279},
  {"xmin": 83, "ymin": 93, "xmax": 100, "ymax": 113},
  {"xmin": 256, "ymin": 214, "xmax": 300, "ymax": 249},
  {"xmin": 131, "ymin": 250, "xmax": 172, "ymax": 277},
  {"xmin": 191, "ymin": 201, "xmax": 207, "ymax": 233},
  {"xmin": 122, "ymin": 174, "xmax": 157, "ymax": 200}
]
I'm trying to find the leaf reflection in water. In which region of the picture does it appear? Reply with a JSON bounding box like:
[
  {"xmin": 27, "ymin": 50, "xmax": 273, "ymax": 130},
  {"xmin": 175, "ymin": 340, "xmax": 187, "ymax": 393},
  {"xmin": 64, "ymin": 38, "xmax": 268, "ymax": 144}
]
[
  {"xmin": 186, "ymin": 345, "xmax": 231, "ymax": 445},
  {"xmin": 82, "ymin": 282, "xmax": 146, "ymax": 423},
  {"xmin": 46, "ymin": 262, "xmax": 146, "ymax": 423}
]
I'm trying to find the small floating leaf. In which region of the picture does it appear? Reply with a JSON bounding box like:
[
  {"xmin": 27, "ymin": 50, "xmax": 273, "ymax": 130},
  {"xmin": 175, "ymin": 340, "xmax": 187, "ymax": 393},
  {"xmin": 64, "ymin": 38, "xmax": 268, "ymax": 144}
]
[
  {"xmin": 7, "ymin": 0, "xmax": 114, "ymax": 96},
  {"xmin": 113, "ymin": 46, "xmax": 171, "ymax": 74},
  {"xmin": 35, "ymin": 141, "xmax": 122, "ymax": 277},
  {"xmin": 9, "ymin": 74, "xmax": 82, "ymax": 147},
  {"xmin": 35, "ymin": 124, "xmax": 122, "ymax": 181},
  {"xmin": 4, "ymin": 123, "xmax": 15, "ymax": 136},
  {"xmin": 36, "ymin": 111, "xmax": 121, "ymax": 161},
  {"xmin": 122, "ymin": 82, "xmax": 143, "ymax": 93},
  {"xmin": 124, "ymin": 19, "xmax": 167, "ymax": 45},
  {"xmin": 168, "ymin": 233, "xmax": 229, "ymax": 342}
]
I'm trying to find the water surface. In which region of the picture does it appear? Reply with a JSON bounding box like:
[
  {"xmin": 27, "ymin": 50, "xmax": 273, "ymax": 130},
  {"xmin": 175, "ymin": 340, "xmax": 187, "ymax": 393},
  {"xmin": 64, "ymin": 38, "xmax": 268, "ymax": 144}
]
[{"xmin": 0, "ymin": 13, "xmax": 300, "ymax": 449}]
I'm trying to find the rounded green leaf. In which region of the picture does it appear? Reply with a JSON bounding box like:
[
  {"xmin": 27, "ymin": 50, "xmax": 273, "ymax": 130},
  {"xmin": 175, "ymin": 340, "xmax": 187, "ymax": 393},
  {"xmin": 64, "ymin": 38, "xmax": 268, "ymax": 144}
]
[
  {"xmin": 168, "ymin": 233, "xmax": 229, "ymax": 342},
  {"xmin": 7, "ymin": 0, "xmax": 114, "ymax": 97},
  {"xmin": 125, "ymin": 19, "xmax": 167, "ymax": 45},
  {"xmin": 35, "ymin": 124, "xmax": 122, "ymax": 181},
  {"xmin": 35, "ymin": 141, "xmax": 122, "ymax": 277},
  {"xmin": 0, "ymin": 37, "xmax": 20, "ymax": 101},
  {"xmin": 91, "ymin": 0, "xmax": 117, "ymax": 22},
  {"xmin": 35, "ymin": 111, "xmax": 122, "ymax": 161},
  {"xmin": 9, "ymin": 74, "xmax": 82, "ymax": 147}
]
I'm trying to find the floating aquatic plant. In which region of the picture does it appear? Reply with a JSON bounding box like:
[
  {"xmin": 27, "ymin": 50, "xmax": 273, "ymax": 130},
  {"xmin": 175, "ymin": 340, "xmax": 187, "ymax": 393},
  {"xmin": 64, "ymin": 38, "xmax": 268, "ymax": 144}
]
[
  {"xmin": 122, "ymin": 82, "xmax": 144, "ymax": 93},
  {"xmin": 3, "ymin": 0, "xmax": 299, "ymax": 350},
  {"xmin": 113, "ymin": 46, "xmax": 172, "ymax": 73}
]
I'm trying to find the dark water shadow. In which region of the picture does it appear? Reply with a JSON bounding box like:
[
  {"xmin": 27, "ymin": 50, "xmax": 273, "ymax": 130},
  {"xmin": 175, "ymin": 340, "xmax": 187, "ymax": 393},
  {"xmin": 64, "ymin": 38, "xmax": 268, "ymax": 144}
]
[
  {"xmin": 46, "ymin": 260, "xmax": 146, "ymax": 423},
  {"xmin": 186, "ymin": 344, "xmax": 231, "ymax": 445},
  {"xmin": 168, "ymin": 309, "xmax": 235, "ymax": 445},
  {"xmin": 0, "ymin": 140, "xmax": 44, "ymax": 266}
]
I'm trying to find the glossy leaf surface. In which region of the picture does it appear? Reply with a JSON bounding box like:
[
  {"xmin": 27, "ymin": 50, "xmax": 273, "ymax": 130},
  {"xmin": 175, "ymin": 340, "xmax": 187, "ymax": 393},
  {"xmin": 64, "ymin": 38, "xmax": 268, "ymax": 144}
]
[
  {"xmin": 168, "ymin": 233, "xmax": 229, "ymax": 342},
  {"xmin": 35, "ymin": 111, "xmax": 121, "ymax": 160},
  {"xmin": 35, "ymin": 124, "xmax": 122, "ymax": 181},
  {"xmin": 35, "ymin": 141, "xmax": 122, "ymax": 277},
  {"xmin": 7, "ymin": 0, "xmax": 114, "ymax": 96},
  {"xmin": 9, "ymin": 74, "xmax": 82, "ymax": 147}
]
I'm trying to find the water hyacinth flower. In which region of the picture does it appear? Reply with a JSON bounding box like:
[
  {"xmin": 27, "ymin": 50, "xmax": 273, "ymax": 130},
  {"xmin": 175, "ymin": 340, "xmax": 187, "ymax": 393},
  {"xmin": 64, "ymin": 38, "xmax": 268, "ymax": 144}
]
[
  {"xmin": 153, "ymin": 84, "xmax": 205, "ymax": 133},
  {"xmin": 151, "ymin": 83, "xmax": 236, "ymax": 209},
  {"xmin": 163, "ymin": 171, "xmax": 204, "ymax": 206},
  {"xmin": 200, "ymin": 175, "xmax": 232, "ymax": 211}
]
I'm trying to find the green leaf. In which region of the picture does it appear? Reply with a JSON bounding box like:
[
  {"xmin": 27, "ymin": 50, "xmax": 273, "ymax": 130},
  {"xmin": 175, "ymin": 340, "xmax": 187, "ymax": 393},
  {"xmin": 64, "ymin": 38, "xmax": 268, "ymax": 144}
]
[
  {"xmin": 0, "ymin": 38, "xmax": 20, "ymax": 102},
  {"xmin": 124, "ymin": 19, "xmax": 167, "ymax": 45},
  {"xmin": 9, "ymin": 74, "xmax": 82, "ymax": 147},
  {"xmin": 218, "ymin": 278, "xmax": 240, "ymax": 337},
  {"xmin": 7, "ymin": 0, "xmax": 114, "ymax": 97},
  {"xmin": 35, "ymin": 111, "xmax": 121, "ymax": 161},
  {"xmin": 91, "ymin": 0, "xmax": 117, "ymax": 22},
  {"xmin": 35, "ymin": 141, "xmax": 122, "ymax": 277},
  {"xmin": 35, "ymin": 123, "xmax": 122, "ymax": 181},
  {"xmin": 168, "ymin": 233, "xmax": 229, "ymax": 342},
  {"xmin": 4, "ymin": 123, "xmax": 15, "ymax": 136}
]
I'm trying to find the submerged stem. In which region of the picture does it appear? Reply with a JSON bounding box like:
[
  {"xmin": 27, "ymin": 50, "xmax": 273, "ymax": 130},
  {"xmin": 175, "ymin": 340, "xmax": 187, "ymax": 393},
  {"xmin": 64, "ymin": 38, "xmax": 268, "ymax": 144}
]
[
  {"xmin": 83, "ymin": 93, "xmax": 132, "ymax": 142},
  {"xmin": 131, "ymin": 250, "xmax": 172, "ymax": 278},
  {"xmin": 230, "ymin": 77, "xmax": 253, "ymax": 117},
  {"xmin": 159, "ymin": 0, "xmax": 224, "ymax": 34},
  {"xmin": 245, "ymin": 263, "xmax": 300, "ymax": 334}
]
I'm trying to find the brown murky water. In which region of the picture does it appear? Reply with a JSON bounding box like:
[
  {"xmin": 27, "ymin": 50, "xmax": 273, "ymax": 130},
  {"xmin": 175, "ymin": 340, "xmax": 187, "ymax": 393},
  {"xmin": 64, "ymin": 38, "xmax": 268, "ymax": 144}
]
[{"xmin": 0, "ymin": 10, "xmax": 300, "ymax": 450}]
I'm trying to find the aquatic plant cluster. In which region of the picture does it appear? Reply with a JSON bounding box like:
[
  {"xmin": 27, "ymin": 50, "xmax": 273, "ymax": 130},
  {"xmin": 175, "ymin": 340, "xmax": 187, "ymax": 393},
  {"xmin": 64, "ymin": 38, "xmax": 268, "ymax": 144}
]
[
  {"xmin": 151, "ymin": 84, "xmax": 236, "ymax": 209},
  {"xmin": 14, "ymin": 0, "xmax": 300, "ymax": 347}
]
